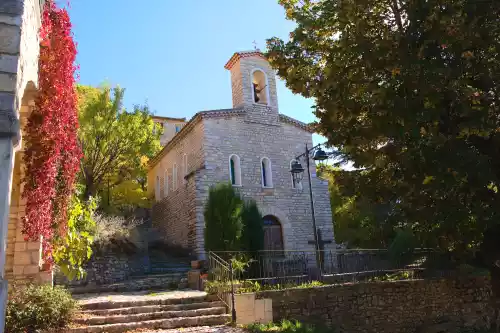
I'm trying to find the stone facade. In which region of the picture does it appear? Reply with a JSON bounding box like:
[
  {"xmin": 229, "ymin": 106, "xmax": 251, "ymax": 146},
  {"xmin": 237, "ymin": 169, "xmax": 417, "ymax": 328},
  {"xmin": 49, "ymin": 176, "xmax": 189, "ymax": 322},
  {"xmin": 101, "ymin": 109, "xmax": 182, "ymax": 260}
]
[
  {"xmin": 150, "ymin": 120, "xmax": 206, "ymax": 250},
  {"xmin": 152, "ymin": 115, "xmax": 187, "ymax": 146},
  {"xmin": 1, "ymin": 0, "xmax": 50, "ymax": 291},
  {"xmin": 148, "ymin": 51, "xmax": 334, "ymax": 259},
  {"xmin": 257, "ymin": 277, "xmax": 492, "ymax": 333}
]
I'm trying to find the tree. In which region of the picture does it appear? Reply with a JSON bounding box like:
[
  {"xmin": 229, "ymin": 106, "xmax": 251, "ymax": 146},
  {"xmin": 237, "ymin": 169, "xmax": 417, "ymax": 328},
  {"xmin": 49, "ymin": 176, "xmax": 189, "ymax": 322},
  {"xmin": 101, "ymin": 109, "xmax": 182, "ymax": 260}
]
[
  {"xmin": 268, "ymin": 0, "xmax": 500, "ymax": 255},
  {"xmin": 320, "ymin": 166, "xmax": 392, "ymax": 248},
  {"xmin": 77, "ymin": 85, "xmax": 162, "ymax": 204},
  {"xmin": 204, "ymin": 183, "xmax": 244, "ymax": 252},
  {"xmin": 268, "ymin": 0, "xmax": 500, "ymax": 326},
  {"xmin": 240, "ymin": 200, "xmax": 264, "ymax": 253}
]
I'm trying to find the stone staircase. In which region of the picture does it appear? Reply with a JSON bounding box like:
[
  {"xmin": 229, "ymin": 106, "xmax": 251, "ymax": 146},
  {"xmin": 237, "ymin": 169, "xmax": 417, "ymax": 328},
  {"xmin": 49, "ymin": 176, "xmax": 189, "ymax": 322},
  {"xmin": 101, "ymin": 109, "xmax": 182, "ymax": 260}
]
[{"xmin": 69, "ymin": 292, "xmax": 229, "ymax": 332}]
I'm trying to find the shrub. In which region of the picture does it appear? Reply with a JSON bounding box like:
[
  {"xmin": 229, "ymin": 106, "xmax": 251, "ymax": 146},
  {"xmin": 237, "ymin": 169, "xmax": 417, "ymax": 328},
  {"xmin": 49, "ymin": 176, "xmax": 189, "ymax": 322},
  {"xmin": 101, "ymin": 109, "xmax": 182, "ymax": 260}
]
[
  {"xmin": 53, "ymin": 195, "xmax": 97, "ymax": 280},
  {"xmin": 247, "ymin": 319, "xmax": 334, "ymax": 333},
  {"xmin": 93, "ymin": 214, "xmax": 143, "ymax": 253},
  {"xmin": 240, "ymin": 200, "xmax": 264, "ymax": 253},
  {"xmin": 6, "ymin": 284, "xmax": 79, "ymax": 333},
  {"xmin": 204, "ymin": 183, "xmax": 243, "ymax": 251}
]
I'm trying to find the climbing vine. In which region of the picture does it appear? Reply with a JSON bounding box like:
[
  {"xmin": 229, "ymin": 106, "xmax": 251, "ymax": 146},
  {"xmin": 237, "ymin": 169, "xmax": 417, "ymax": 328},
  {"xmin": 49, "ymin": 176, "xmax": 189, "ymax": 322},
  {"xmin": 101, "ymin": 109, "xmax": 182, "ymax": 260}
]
[{"xmin": 22, "ymin": 0, "xmax": 80, "ymax": 261}]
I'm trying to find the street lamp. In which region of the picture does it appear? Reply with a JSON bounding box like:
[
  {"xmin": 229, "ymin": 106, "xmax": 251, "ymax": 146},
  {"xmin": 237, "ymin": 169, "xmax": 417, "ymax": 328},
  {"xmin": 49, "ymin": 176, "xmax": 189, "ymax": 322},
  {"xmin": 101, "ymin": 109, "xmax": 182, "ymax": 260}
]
[{"xmin": 290, "ymin": 143, "xmax": 331, "ymax": 270}]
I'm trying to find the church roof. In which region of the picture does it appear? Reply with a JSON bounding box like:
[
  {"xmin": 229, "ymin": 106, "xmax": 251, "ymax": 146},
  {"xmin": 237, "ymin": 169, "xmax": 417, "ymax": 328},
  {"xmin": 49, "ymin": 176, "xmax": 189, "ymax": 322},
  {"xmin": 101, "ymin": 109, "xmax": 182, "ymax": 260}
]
[
  {"xmin": 149, "ymin": 108, "xmax": 314, "ymax": 168},
  {"xmin": 224, "ymin": 50, "xmax": 267, "ymax": 70}
]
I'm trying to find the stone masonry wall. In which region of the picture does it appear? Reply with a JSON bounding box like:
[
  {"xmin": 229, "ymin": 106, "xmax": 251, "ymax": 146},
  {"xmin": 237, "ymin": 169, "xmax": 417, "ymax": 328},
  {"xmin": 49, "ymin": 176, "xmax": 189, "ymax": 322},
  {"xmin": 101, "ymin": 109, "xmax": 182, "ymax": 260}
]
[
  {"xmin": 1, "ymin": 0, "xmax": 50, "ymax": 285},
  {"xmin": 197, "ymin": 113, "xmax": 334, "ymax": 257},
  {"xmin": 150, "ymin": 121, "xmax": 205, "ymax": 250},
  {"xmin": 258, "ymin": 277, "xmax": 492, "ymax": 333}
]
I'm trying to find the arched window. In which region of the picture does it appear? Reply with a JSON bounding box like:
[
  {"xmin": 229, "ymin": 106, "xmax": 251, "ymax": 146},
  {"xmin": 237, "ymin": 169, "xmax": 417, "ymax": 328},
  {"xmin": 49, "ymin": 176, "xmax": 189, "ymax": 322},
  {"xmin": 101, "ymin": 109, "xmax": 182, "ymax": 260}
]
[
  {"xmin": 164, "ymin": 169, "xmax": 169, "ymax": 197},
  {"xmin": 229, "ymin": 154, "xmax": 242, "ymax": 186},
  {"xmin": 155, "ymin": 175, "xmax": 160, "ymax": 201},
  {"xmin": 183, "ymin": 154, "xmax": 188, "ymax": 183},
  {"xmin": 172, "ymin": 163, "xmax": 178, "ymax": 191},
  {"xmin": 251, "ymin": 69, "xmax": 269, "ymax": 105},
  {"xmin": 261, "ymin": 157, "xmax": 273, "ymax": 188}
]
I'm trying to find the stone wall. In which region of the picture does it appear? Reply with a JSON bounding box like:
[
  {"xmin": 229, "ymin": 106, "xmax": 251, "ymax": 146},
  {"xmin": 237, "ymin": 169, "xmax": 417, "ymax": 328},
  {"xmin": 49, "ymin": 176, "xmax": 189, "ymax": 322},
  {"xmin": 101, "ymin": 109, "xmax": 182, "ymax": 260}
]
[
  {"xmin": 199, "ymin": 113, "xmax": 334, "ymax": 255},
  {"xmin": 1, "ymin": 0, "xmax": 50, "ymax": 286},
  {"xmin": 150, "ymin": 121, "xmax": 205, "ymax": 250},
  {"xmin": 54, "ymin": 255, "xmax": 131, "ymax": 286},
  {"xmin": 258, "ymin": 277, "xmax": 492, "ymax": 333}
]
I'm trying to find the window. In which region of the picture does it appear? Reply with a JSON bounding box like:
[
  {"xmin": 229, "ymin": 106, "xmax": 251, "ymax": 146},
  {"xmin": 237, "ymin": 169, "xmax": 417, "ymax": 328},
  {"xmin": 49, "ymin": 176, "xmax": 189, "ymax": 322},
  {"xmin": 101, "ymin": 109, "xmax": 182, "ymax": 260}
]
[
  {"xmin": 155, "ymin": 175, "xmax": 160, "ymax": 201},
  {"xmin": 164, "ymin": 169, "xmax": 169, "ymax": 197},
  {"xmin": 229, "ymin": 154, "xmax": 242, "ymax": 186},
  {"xmin": 175, "ymin": 124, "xmax": 182, "ymax": 133},
  {"xmin": 251, "ymin": 69, "xmax": 269, "ymax": 105},
  {"xmin": 261, "ymin": 157, "xmax": 273, "ymax": 188},
  {"xmin": 183, "ymin": 154, "xmax": 188, "ymax": 183},
  {"xmin": 172, "ymin": 163, "xmax": 178, "ymax": 191}
]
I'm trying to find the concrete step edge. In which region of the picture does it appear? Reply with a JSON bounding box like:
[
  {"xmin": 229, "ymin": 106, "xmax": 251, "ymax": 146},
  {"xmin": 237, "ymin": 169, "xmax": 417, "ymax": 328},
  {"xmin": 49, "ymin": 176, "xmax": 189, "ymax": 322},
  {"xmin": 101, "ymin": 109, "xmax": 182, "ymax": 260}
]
[
  {"xmin": 78, "ymin": 301, "xmax": 225, "ymax": 316},
  {"xmin": 67, "ymin": 314, "xmax": 231, "ymax": 333},
  {"xmin": 74, "ymin": 307, "xmax": 227, "ymax": 325}
]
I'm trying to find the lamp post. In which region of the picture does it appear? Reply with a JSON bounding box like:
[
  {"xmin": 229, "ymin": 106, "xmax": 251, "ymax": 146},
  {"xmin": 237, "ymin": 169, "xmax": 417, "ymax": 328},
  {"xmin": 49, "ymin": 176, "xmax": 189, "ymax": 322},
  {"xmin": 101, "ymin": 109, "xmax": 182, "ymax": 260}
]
[{"xmin": 290, "ymin": 143, "xmax": 329, "ymax": 270}]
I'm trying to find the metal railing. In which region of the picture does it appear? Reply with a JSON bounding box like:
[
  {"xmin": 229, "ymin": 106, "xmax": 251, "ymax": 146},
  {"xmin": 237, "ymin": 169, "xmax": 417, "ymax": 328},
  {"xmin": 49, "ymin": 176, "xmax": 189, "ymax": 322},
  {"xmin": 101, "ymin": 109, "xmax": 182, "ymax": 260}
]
[
  {"xmin": 207, "ymin": 252, "xmax": 236, "ymax": 322},
  {"xmin": 210, "ymin": 249, "xmax": 445, "ymax": 285}
]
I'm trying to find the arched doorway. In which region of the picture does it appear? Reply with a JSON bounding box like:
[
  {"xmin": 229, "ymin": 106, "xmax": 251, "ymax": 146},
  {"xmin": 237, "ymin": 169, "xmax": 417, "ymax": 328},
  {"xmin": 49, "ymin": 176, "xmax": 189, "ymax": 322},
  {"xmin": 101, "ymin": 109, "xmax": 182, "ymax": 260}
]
[{"xmin": 262, "ymin": 215, "xmax": 284, "ymax": 254}]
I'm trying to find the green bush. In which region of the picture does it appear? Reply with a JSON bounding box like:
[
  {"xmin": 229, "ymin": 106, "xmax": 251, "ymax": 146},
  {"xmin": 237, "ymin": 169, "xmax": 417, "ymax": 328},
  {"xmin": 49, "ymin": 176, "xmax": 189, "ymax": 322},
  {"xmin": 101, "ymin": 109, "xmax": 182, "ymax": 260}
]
[
  {"xmin": 247, "ymin": 319, "xmax": 335, "ymax": 333},
  {"xmin": 6, "ymin": 284, "xmax": 79, "ymax": 333},
  {"xmin": 240, "ymin": 200, "xmax": 264, "ymax": 252},
  {"xmin": 204, "ymin": 183, "xmax": 243, "ymax": 251}
]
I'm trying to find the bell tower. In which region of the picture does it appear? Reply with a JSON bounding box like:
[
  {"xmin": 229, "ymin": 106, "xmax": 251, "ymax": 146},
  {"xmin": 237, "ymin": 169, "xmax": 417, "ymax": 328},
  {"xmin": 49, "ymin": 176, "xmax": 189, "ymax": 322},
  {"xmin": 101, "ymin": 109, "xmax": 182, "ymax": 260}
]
[{"xmin": 224, "ymin": 50, "xmax": 279, "ymax": 119}]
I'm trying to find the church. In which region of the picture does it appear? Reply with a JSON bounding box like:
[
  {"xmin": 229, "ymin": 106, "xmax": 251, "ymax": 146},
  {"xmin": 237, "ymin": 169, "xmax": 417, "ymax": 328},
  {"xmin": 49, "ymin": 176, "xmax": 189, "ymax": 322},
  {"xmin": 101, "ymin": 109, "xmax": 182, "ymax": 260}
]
[{"xmin": 148, "ymin": 50, "xmax": 335, "ymax": 259}]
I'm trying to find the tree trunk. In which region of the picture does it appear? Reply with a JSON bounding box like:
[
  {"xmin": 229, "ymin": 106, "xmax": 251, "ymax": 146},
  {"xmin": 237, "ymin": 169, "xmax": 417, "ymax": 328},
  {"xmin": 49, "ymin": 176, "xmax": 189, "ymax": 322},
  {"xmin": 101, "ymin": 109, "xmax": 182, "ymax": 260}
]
[{"xmin": 83, "ymin": 181, "xmax": 95, "ymax": 201}]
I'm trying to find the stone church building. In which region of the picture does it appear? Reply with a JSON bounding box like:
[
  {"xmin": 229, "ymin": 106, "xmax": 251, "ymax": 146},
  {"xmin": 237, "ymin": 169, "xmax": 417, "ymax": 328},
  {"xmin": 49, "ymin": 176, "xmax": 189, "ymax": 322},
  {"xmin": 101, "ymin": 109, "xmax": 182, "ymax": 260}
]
[{"xmin": 148, "ymin": 50, "xmax": 334, "ymax": 259}]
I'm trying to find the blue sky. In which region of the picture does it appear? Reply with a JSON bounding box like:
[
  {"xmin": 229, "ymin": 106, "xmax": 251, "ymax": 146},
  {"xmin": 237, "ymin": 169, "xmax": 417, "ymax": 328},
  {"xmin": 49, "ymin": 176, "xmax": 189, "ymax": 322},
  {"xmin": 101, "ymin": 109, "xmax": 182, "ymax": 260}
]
[{"xmin": 67, "ymin": 0, "xmax": 323, "ymax": 144}]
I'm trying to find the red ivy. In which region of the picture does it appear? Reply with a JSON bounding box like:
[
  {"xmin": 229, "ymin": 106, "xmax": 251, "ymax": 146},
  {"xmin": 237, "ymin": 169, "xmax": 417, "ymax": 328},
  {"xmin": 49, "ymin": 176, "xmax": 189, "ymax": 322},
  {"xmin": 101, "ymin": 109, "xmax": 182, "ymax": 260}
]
[{"xmin": 22, "ymin": 0, "xmax": 80, "ymax": 261}]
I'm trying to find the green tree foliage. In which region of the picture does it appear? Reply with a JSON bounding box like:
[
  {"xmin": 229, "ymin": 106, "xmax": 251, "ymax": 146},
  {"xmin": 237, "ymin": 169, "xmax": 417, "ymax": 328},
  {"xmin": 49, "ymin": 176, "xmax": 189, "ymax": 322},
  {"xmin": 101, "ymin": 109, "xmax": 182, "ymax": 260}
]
[
  {"xmin": 319, "ymin": 166, "xmax": 394, "ymax": 248},
  {"xmin": 204, "ymin": 183, "xmax": 243, "ymax": 252},
  {"xmin": 240, "ymin": 200, "xmax": 264, "ymax": 252},
  {"xmin": 267, "ymin": 0, "xmax": 500, "ymax": 259},
  {"xmin": 52, "ymin": 195, "xmax": 97, "ymax": 280},
  {"xmin": 76, "ymin": 85, "xmax": 162, "ymax": 210}
]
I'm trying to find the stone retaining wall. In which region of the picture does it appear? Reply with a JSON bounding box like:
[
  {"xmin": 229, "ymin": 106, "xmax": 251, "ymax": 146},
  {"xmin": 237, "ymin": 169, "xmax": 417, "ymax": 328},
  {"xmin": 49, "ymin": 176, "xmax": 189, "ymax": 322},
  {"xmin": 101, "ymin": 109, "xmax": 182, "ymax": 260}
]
[
  {"xmin": 257, "ymin": 277, "xmax": 492, "ymax": 333},
  {"xmin": 54, "ymin": 254, "xmax": 146, "ymax": 286}
]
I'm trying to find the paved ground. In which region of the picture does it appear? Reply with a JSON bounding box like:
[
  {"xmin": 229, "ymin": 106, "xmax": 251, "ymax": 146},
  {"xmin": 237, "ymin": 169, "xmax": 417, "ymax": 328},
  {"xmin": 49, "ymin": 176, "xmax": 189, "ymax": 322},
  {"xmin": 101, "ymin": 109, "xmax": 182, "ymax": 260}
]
[
  {"xmin": 73, "ymin": 289, "xmax": 207, "ymax": 305},
  {"xmin": 125, "ymin": 325, "xmax": 247, "ymax": 333}
]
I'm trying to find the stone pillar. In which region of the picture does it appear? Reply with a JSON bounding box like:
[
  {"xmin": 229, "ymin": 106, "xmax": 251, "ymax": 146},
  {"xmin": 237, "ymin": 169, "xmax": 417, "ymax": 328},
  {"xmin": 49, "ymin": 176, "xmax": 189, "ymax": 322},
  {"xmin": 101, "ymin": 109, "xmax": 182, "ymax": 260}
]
[
  {"xmin": 0, "ymin": 0, "xmax": 43, "ymax": 331},
  {"xmin": 0, "ymin": 138, "xmax": 16, "ymax": 333}
]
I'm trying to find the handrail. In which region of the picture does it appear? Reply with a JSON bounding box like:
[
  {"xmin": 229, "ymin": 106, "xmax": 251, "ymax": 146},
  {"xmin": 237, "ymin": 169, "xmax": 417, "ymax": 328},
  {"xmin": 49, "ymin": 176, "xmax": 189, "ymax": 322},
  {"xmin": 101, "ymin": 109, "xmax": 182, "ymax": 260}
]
[{"xmin": 208, "ymin": 251, "xmax": 230, "ymax": 268}]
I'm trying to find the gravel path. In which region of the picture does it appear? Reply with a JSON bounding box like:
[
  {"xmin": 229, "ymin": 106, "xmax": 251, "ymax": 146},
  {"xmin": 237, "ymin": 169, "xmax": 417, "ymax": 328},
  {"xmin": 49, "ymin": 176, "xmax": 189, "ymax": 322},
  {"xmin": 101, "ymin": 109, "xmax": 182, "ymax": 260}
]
[
  {"xmin": 73, "ymin": 289, "xmax": 207, "ymax": 305},
  {"xmin": 125, "ymin": 325, "xmax": 247, "ymax": 333}
]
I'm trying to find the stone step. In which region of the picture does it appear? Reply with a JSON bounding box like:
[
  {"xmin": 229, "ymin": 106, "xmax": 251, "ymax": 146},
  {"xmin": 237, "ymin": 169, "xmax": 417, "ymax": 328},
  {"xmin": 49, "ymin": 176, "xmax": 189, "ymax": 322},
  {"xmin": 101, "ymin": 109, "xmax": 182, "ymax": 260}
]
[
  {"xmin": 67, "ymin": 314, "xmax": 231, "ymax": 333},
  {"xmin": 80, "ymin": 295, "xmax": 211, "ymax": 310},
  {"xmin": 74, "ymin": 307, "xmax": 226, "ymax": 325},
  {"xmin": 79, "ymin": 301, "xmax": 225, "ymax": 316}
]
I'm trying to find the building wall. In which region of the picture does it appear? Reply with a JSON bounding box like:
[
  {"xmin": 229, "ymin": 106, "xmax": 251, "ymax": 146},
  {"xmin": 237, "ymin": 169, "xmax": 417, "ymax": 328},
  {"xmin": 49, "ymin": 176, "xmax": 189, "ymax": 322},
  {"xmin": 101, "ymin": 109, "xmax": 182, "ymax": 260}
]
[
  {"xmin": 258, "ymin": 277, "xmax": 492, "ymax": 333},
  {"xmin": 196, "ymin": 112, "xmax": 334, "ymax": 256},
  {"xmin": 152, "ymin": 117, "xmax": 186, "ymax": 146},
  {"xmin": 1, "ymin": 0, "xmax": 50, "ymax": 285},
  {"xmin": 149, "ymin": 121, "xmax": 205, "ymax": 250}
]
